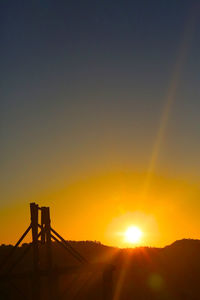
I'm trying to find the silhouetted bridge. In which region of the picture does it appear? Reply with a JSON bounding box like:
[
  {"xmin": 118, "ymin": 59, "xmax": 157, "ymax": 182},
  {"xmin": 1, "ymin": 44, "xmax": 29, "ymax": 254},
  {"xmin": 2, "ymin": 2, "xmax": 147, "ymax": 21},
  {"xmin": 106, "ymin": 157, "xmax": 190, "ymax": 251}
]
[{"xmin": 0, "ymin": 203, "xmax": 114, "ymax": 299}]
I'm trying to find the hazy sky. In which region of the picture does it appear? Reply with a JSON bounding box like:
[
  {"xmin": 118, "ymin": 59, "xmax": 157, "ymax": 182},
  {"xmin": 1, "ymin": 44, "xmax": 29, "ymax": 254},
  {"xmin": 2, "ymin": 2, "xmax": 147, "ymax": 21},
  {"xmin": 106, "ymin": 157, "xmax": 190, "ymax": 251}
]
[{"xmin": 1, "ymin": 1, "xmax": 200, "ymax": 247}]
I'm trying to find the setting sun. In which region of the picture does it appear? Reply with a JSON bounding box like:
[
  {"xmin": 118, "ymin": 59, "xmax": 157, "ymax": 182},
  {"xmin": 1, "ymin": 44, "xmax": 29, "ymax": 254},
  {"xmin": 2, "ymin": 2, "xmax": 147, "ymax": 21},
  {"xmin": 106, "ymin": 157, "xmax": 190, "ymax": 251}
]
[{"xmin": 124, "ymin": 226, "xmax": 143, "ymax": 244}]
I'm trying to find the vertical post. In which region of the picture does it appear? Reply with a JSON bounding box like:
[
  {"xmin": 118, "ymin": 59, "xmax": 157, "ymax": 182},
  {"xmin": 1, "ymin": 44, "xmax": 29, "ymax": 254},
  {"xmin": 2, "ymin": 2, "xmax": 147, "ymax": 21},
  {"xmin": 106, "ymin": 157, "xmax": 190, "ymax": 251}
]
[
  {"xmin": 30, "ymin": 202, "xmax": 40, "ymax": 300},
  {"xmin": 44, "ymin": 207, "xmax": 57, "ymax": 299},
  {"xmin": 41, "ymin": 207, "xmax": 46, "ymax": 244},
  {"xmin": 45, "ymin": 207, "xmax": 52, "ymax": 274}
]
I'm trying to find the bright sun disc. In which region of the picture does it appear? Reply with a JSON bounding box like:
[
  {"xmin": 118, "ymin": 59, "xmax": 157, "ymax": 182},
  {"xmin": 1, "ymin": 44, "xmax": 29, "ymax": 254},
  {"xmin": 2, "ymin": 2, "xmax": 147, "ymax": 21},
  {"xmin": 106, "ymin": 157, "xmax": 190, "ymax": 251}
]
[{"xmin": 124, "ymin": 226, "xmax": 142, "ymax": 244}]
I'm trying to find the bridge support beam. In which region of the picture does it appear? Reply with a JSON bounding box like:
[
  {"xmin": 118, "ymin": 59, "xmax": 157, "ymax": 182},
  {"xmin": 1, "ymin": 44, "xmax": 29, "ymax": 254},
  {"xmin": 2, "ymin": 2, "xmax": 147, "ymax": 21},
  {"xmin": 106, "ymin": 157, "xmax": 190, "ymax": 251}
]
[{"xmin": 30, "ymin": 202, "xmax": 40, "ymax": 300}]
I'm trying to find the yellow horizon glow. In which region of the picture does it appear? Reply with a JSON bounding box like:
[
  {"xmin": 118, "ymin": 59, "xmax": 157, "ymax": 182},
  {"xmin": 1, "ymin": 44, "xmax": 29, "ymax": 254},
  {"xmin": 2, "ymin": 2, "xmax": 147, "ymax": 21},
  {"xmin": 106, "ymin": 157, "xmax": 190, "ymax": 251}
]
[{"xmin": 1, "ymin": 172, "xmax": 200, "ymax": 248}]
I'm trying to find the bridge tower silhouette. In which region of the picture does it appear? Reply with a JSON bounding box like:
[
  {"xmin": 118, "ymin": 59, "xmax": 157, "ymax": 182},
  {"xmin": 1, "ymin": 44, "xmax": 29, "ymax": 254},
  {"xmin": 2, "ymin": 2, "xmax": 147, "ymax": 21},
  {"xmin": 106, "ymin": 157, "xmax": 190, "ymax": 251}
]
[{"xmin": 0, "ymin": 203, "xmax": 114, "ymax": 299}]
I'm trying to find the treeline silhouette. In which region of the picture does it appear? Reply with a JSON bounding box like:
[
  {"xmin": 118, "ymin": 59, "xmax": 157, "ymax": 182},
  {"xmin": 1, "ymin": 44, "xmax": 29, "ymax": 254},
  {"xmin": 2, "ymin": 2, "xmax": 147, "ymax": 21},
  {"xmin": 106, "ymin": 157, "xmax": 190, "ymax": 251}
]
[{"xmin": 1, "ymin": 239, "xmax": 200, "ymax": 299}]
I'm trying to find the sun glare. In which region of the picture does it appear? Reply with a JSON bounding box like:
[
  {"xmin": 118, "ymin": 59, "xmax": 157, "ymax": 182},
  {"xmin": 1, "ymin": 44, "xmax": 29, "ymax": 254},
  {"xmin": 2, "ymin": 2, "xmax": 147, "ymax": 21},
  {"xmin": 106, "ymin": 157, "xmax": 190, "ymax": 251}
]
[{"xmin": 124, "ymin": 226, "xmax": 142, "ymax": 244}]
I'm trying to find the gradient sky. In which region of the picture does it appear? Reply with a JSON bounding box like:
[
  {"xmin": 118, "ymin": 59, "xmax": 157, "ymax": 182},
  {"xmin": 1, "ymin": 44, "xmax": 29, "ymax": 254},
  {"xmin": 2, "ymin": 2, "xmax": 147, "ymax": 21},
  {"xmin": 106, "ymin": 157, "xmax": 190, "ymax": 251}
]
[{"xmin": 1, "ymin": 0, "xmax": 200, "ymax": 247}]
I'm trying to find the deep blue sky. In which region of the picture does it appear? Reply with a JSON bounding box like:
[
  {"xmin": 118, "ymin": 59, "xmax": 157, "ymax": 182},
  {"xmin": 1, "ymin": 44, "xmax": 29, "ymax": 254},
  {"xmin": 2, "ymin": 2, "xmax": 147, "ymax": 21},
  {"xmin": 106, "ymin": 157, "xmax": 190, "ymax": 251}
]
[{"xmin": 1, "ymin": 0, "xmax": 200, "ymax": 207}]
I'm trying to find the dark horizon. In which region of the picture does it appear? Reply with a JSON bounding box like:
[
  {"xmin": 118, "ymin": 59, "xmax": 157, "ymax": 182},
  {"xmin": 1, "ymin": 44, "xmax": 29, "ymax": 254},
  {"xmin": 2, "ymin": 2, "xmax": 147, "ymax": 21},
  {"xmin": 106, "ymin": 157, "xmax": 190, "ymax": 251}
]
[{"xmin": 1, "ymin": 233, "xmax": 200, "ymax": 299}]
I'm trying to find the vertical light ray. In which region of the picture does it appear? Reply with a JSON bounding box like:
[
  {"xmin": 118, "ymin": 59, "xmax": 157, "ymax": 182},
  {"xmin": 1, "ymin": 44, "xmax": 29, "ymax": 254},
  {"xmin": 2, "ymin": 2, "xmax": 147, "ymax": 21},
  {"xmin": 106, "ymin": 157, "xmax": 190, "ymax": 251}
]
[
  {"xmin": 113, "ymin": 253, "xmax": 131, "ymax": 300},
  {"xmin": 141, "ymin": 8, "xmax": 198, "ymax": 199}
]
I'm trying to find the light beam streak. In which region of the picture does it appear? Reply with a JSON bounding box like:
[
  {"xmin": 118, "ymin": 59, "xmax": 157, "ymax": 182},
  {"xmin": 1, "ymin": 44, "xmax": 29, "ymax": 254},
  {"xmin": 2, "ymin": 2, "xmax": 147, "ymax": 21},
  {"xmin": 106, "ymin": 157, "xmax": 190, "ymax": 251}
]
[{"xmin": 141, "ymin": 7, "xmax": 198, "ymax": 200}]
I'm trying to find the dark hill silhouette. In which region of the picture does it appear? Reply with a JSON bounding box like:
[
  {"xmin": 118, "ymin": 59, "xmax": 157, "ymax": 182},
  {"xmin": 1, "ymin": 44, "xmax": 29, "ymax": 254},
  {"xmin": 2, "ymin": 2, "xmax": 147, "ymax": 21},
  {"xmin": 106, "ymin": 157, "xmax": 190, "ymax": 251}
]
[{"xmin": 1, "ymin": 239, "xmax": 200, "ymax": 299}]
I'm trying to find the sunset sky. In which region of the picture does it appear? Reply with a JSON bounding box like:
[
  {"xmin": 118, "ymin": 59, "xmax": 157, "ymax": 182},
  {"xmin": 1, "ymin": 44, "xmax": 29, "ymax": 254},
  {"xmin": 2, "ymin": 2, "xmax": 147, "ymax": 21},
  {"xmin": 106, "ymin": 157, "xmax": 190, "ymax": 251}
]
[{"xmin": 1, "ymin": 0, "xmax": 200, "ymax": 247}]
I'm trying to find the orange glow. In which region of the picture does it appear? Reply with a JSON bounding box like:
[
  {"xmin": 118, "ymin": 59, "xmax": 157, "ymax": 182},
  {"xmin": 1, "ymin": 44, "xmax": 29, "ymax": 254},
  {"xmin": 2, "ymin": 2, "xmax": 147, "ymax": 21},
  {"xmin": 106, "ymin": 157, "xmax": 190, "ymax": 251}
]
[{"xmin": 1, "ymin": 172, "xmax": 200, "ymax": 248}]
